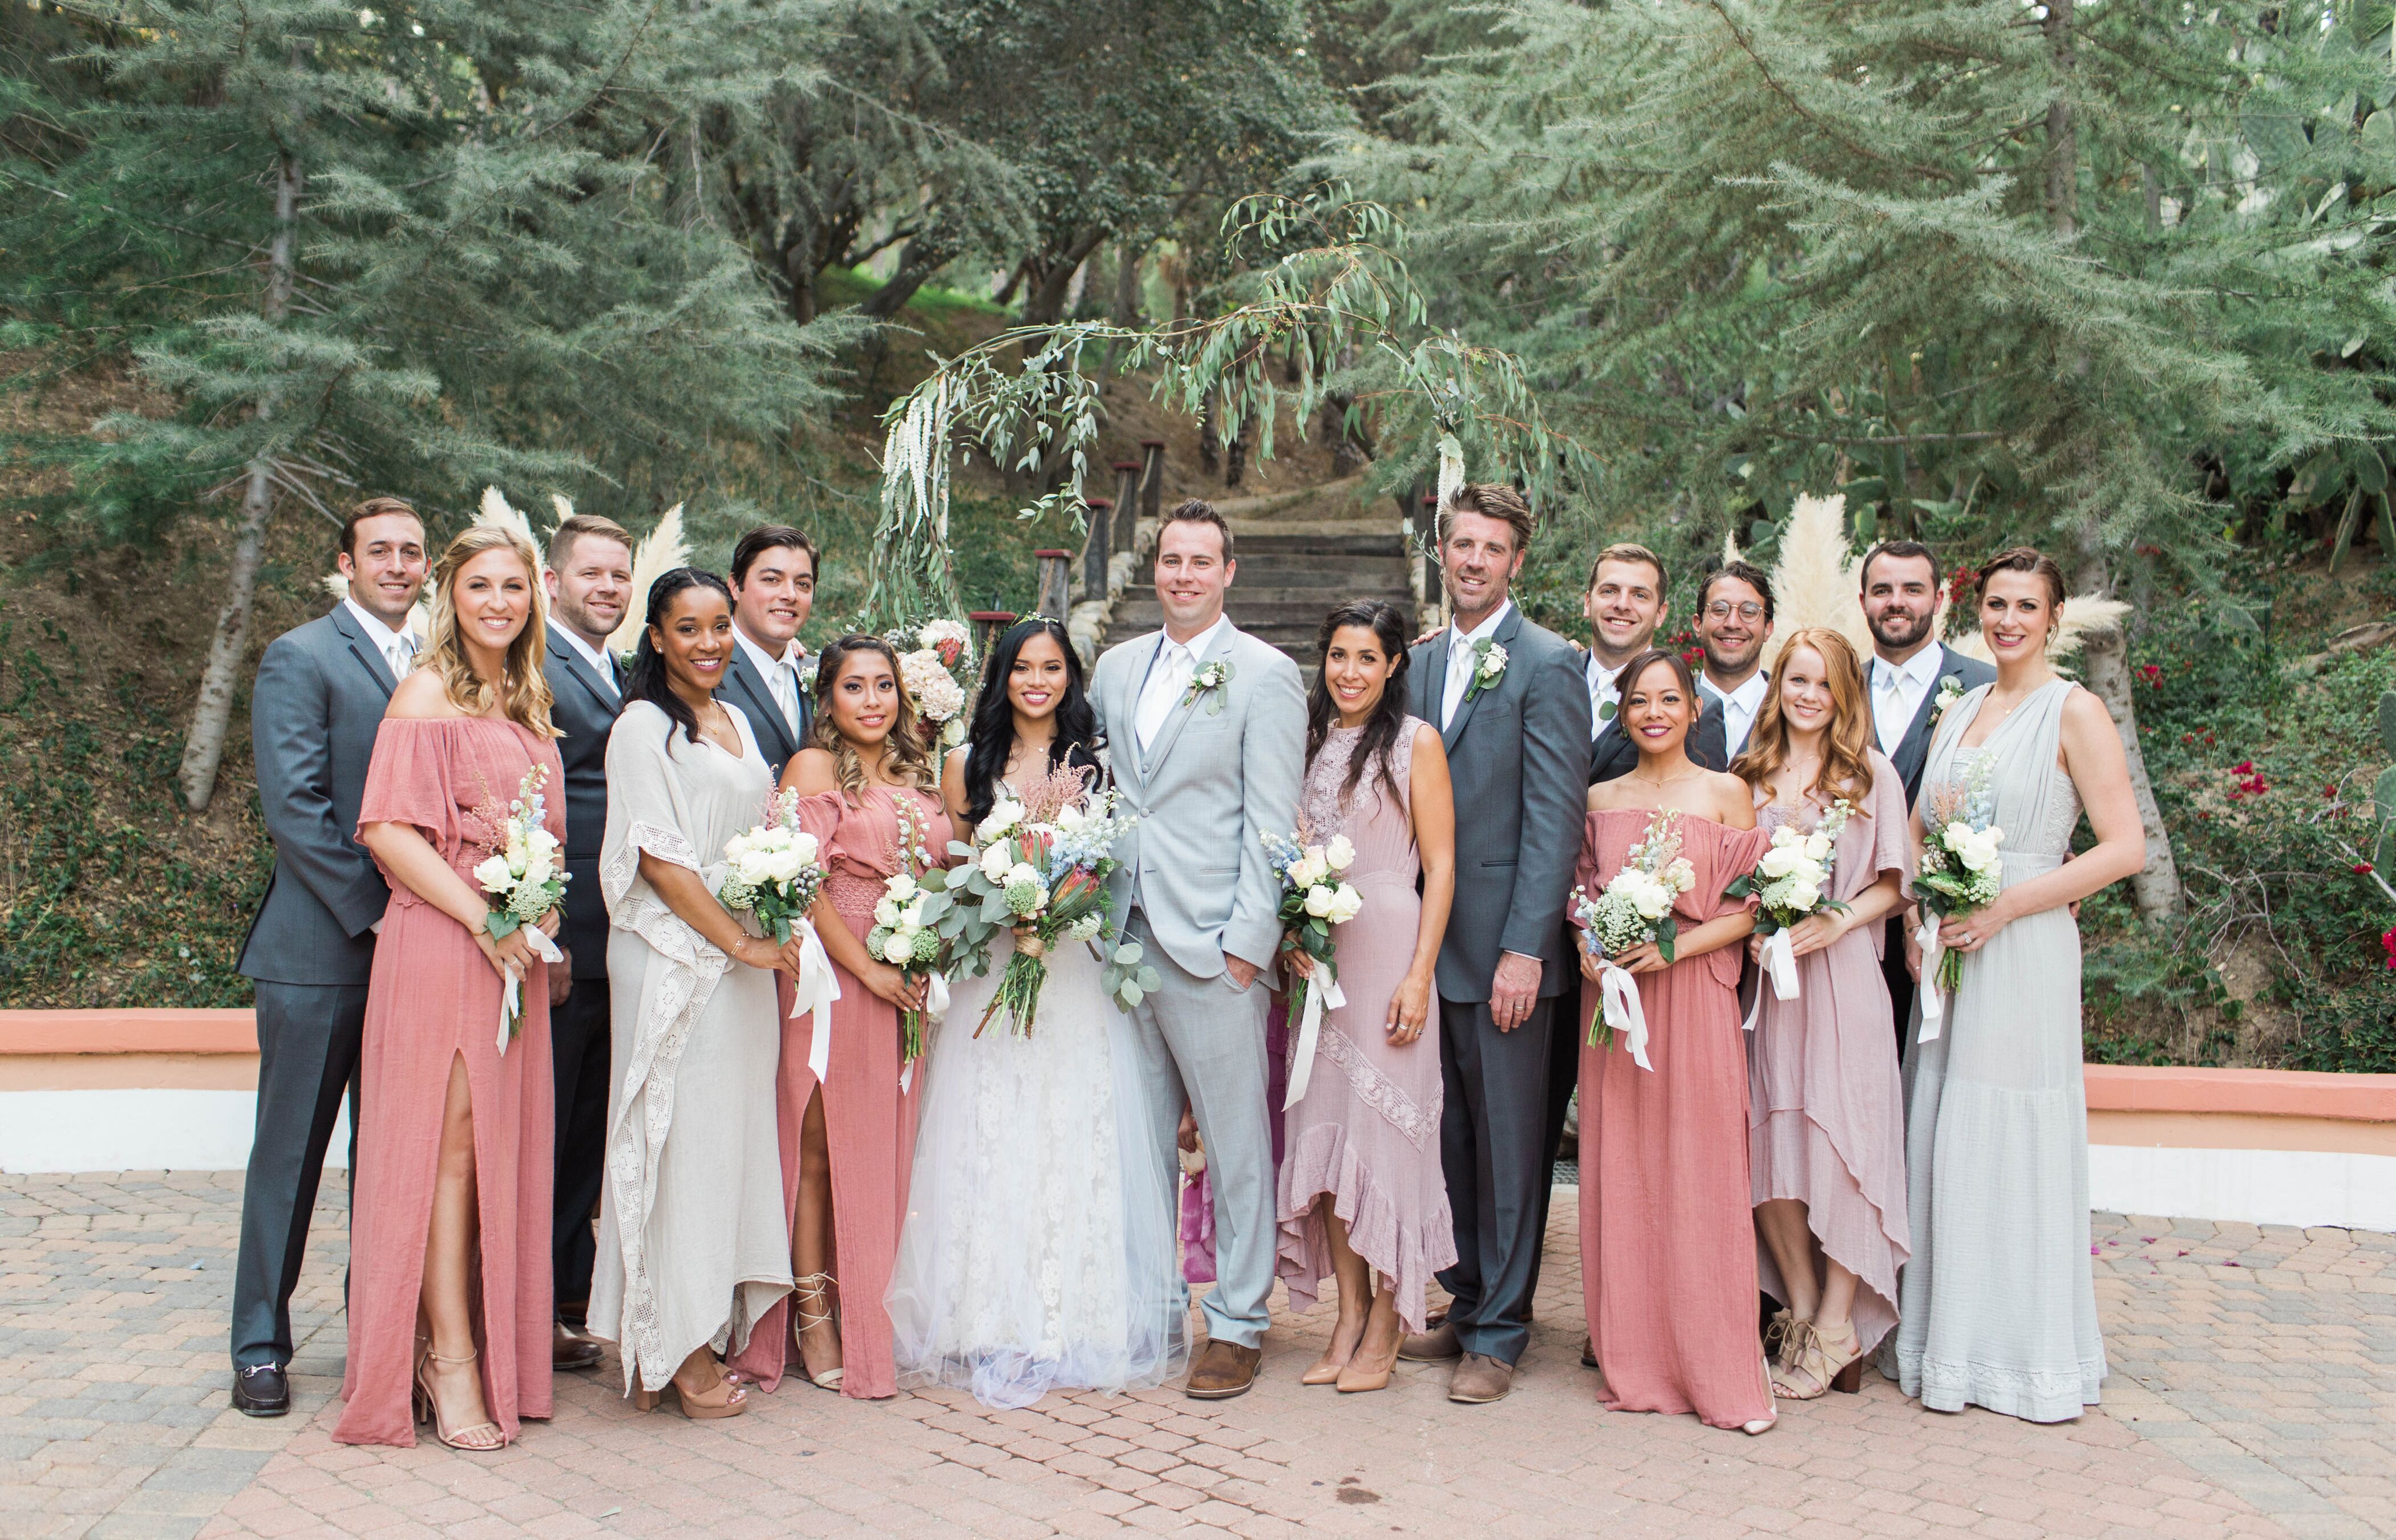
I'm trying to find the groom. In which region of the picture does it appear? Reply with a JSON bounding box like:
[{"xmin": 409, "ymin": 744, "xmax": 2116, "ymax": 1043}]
[{"xmin": 1094, "ymin": 498, "xmax": 1305, "ymax": 1400}]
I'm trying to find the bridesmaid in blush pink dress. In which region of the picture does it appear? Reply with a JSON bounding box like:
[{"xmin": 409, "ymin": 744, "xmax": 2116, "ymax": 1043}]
[
  {"xmin": 1575, "ymin": 649, "xmax": 1774, "ymax": 1434},
  {"xmin": 726, "ymin": 635, "xmax": 953, "ymax": 1400},
  {"xmin": 339, "ymin": 526, "xmax": 565, "ymax": 1450}
]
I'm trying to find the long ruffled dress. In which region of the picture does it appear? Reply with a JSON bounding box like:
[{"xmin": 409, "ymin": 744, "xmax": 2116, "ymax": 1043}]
[
  {"xmin": 727, "ymin": 784, "xmax": 952, "ymax": 1399},
  {"xmin": 334, "ymin": 716, "xmax": 562, "ymax": 1448},
  {"xmin": 1577, "ymin": 809, "xmax": 1773, "ymax": 1430},
  {"xmin": 1885, "ymin": 679, "xmax": 2106, "ymax": 1422},
  {"xmin": 1748, "ymin": 754, "xmax": 1912, "ymax": 1356},
  {"xmin": 1274, "ymin": 719, "xmax": 1456, "ymax": 1334},
  {"xmin": 588, "ymin": 701, "xmax": 792, "ymax": 1392}
]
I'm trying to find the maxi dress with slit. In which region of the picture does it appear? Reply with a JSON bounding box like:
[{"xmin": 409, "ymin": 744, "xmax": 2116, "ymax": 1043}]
[
  {"xmin": 1576, "ymin": 809, "xmax": 1773, "ymax": 1431},
  {"xmin": 1747, "ymin": 753, "xmax": 1912, "ymax": 1357},
  {"xmin": 334, "ymin": 715, "xmax": 562, "ymax": 1448},
  {"xmin": 588, "ymin": 700, "xmax": 792, "ymax": 1393},
  {"xmin": 726, "ymin": 784, "xmax": 952, "ymax": 1399}
]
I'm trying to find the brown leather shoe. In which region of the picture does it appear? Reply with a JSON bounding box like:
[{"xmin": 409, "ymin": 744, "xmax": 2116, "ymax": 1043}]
[
  {"xmin": 1448, "ymin": 1352, "xmax": 1515, "ymax": 1404},
  {"xmin": 1184, "ymin": 1340, "xmax": 1262, "ymax": 1400},
  {"xmin": 553, "ymin": 1322, "xmax": 602, "ymax": 1372},
  {"xmin": 1398, "ymin": 1319, "xmax": 1460, "ymax": 1363}
]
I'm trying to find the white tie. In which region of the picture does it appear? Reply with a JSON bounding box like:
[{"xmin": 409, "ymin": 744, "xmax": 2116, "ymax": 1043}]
[
  {"xmin": 1873, "ymin": 664, "xmax": 1907, "ymax": 753},
  {"xmin": 387, "ymin": 636, "xmax": 415, "ymax": 679},
  {"xmin": 1136, "ymin": 642, "xmax": 1192, "ymax": 751},
  {"xmin": 771, "ymin": 659, "xmax": 800, "ymax": 736}
]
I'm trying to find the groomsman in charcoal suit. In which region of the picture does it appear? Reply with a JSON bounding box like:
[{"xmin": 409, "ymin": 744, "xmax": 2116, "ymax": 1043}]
[
  {"xmin": 1860, "ymin": 539, "xmax": 1994, "ymax": 1045},
  {"xmin": 718, "ymin": 525, "xmax": 818, "ymax": 780},
  {"xmin": 539, "ymin": 513, "xmax": 633, "ymax": 1372},
  {"xmin": 1091, "ymin": 499, "xmax": 1305, "ymax": 1401},
  {"xmin": 1398, "ymin": 484, "xmax": 1592, "ymax": 1405},
  {"xmin": 230, "ymin": 497, "xmax": 427, "ymax": 1416},
  {"xmin": 1694, "ymin": 559, "xmax": 1778, "ymax": 762}
]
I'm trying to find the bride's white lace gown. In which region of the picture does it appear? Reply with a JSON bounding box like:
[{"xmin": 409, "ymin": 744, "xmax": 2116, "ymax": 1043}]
[{"xmin": 885, "ymin": 796, "xmax": 1187, "ymax": 1409}]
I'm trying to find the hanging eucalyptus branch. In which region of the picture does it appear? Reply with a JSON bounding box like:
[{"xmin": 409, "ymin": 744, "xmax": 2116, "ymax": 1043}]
[{"xmin": 865, "ymin": 193, "xmax": 1595, "ymax": 629}]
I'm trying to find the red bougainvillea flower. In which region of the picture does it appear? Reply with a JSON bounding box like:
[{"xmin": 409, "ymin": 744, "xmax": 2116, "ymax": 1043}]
[
  {"xmin": 2137, "ymin": 664, "xmax": 2163, "ymax": 686},
  {"xmin": 2233, "ymin": 760, "xmax": 2254, "ymax": 774},
  {"xmin": 2382, "ymin": 926, "xmax": 2396, "ymax": 971},
  {"xmin": 2354, "ymin": 863, "xmax": 2375, "ymax": 876}
]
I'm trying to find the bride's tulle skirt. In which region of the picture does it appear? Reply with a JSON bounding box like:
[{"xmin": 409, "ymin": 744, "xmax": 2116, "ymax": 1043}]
[{"xmin": 887, "ymin": 933, "xmax": 1188, "ymax": 1408}]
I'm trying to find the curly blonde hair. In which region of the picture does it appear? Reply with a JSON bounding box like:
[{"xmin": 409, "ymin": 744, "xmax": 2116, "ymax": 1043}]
[
  {"xmin": 808, "ymin": 633, "xmax": 936, "ymax": 797},
  {"xmin": 1731, "ymin": 626, "xmax": 1874, "ymax": 806},
  {"xmin": 423, "ymin": 524, "xmax": 560, "ymax": 737}
]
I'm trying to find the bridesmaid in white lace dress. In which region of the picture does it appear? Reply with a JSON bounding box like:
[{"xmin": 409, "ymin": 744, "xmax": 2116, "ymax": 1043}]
[
  {"xmin": 1886, "ymin": 548, "xmax": 2147, "ymax": 1423},
  {"xmin": 885, "ymin": 618, "xmax": 1184, "ymax": 1409}
]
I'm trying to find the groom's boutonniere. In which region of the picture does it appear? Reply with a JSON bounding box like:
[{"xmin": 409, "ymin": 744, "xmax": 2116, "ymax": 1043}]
[
  {"xmin": 1464, "ymin": 639, "xmax": 1509, "ymax": 704},
  {"xmin": 1933, "ymin": 672, "xmax": 1964, "ymax": 719},
  {"xmin": 1183, "ymin": 659, "xmax": 1235, "ymax": 715},
  {"xmin": 615, "ymin": 647, "xmax": 637, "ymax": 671}
]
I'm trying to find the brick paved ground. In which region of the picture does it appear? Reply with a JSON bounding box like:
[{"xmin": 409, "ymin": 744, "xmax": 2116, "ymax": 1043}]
[{"xmin": 5, "ymin": 1173, "xmax": 2390, "ymax": 1540}]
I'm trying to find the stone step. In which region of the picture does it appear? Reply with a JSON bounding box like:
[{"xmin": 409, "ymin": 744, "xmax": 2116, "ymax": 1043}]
[
  {"xmin": 1116, "ymin": 584, "xmax": 1414, "ymax": 611},
  {"xmin": 1227, "ymin": 532, "xmax": 1411, "ymax": 557}
]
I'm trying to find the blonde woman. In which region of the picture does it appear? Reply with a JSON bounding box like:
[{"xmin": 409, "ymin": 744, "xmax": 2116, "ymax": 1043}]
[
  {"xmin": 726, "ymin": 635, "xmax": 954, "ymax": 1400},
  {"xmin": 337, "ymin": 525, "xmax": 565, "ymax": 1449},
  {"xmin": 1729, "ymin": 627, "xmax": 1911, "ymax": 1402}
]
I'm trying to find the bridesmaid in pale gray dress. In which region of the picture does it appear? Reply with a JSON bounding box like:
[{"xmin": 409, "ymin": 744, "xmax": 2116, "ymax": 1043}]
[
  {"xmin": 1885, "ymin": 548, "xmax": 2146, "ymax": 1423},
  {"xmin": 1277, "ymin": 601, "xmax": 1457, "ymax": 1395}
]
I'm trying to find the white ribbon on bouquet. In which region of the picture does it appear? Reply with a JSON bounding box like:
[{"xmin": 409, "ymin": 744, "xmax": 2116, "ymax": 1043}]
[
  {"xmin": 1281, "ymin": 968, "xmax": 1348, "ymax": 1111},
  {"xmin": 786, "ymin": 918, "xmax": 843, "ymax": 1084},
  {"xmin": 1915, "ymin": 915, "xmax": 1945, "ymax": 1042},
  {"xmin": 496, "ymin": 926, "xmax": 567, "ymax": 1055},
  {"xmin": 1594, "ymin": 958, "xmax": 1652, "ymax": 1073},
  {"xmin": 899, "ymin": 972, "xmax": 950, "ymax": 1094},
  {"xmin": 1740, "ymin": 929, "xmax": 1801, "ymax": 1032}
]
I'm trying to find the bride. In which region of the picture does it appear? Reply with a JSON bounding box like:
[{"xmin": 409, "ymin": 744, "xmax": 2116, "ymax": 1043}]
[{"xmin": 886, "ymin": 617, "xmax": 1187, "ymax": 1408}]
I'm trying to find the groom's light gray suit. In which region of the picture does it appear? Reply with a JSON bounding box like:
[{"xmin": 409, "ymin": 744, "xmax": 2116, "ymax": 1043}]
[{"xmin": 1093, "ymin": 619, "xmax": 1305, "ymax": 1349}]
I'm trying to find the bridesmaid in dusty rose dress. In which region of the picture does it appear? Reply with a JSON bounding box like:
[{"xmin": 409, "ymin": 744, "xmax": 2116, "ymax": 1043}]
[
  {"xmin": 339, "ymin": 525, "xmax": 564, "ymax": 1450},
  {"xmin": 726, "ymin": 635, "xmax": 953, "ymax": 1399},
  {"xmin": 1575, "ymin": 649, "xmax": 1773, "ymax": 1434},
  {"xmin": 1729, "ymin": 627, "xmax": 1911, "ymax": 1401},
  {"xmin": 1276, "ymin": 602, "xmax": 1456, "ymax": 1395}
]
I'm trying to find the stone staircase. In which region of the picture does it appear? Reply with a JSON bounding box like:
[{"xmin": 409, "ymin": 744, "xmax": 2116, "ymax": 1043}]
[{"xmin": 1103, "ymin": 476, "xmax": 1423, "ymax": 685}]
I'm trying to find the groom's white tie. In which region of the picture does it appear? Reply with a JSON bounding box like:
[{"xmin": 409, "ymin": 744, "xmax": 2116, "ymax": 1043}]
[{"xmin": 1136, "ymin": 638, "xmax": 1195, "ymax": 752}]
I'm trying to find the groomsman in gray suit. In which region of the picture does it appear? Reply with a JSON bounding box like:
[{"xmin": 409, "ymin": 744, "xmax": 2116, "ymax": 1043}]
[
  {"xmin": 719, "ymin": 525, "xmax": 817, "ymax": 779},
  {"xmin": 1582, "ymin": 544, "xmax": 1730, "ymax": 784},
  {"xmin": 230, "ymin": 497, "xmax": 427, "ymax": 1416},
  {"xmin": 1399, "ymin": 484, "xmax": 1591, "ymax": 1404},
  {"xmin": 1860, "ymin": 539, "xmax": 1994, "ymax": 1043},
  {"xmin": 539, "ymin": 513, "xmax": 633, "ymax": 1371},
  {"xmin": 1092, "ymin": 499, "xmax": 1305, "ymax": 1401}
]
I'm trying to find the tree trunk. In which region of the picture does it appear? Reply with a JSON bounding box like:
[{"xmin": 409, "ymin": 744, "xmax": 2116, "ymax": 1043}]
[
  {"xmin": 180, "ymin": 148, "xmax": 300, "ymax": 813},
  {"xmin": 1020, "ymin": 228, "xmax": 1110, "ymax": 327},
  {"xmin": 1111, "ymin": 238, "xmax": 1143, "ymax": 325},
  {"xmin": 858, "ymin": 236, "xmax": 956, "ymax": 319}
]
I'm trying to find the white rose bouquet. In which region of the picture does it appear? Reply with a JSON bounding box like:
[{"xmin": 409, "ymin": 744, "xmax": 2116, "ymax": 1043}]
[
  {"xmin": 925, "ymin": 764, "xmax": 1158, "ymax": 1037},
  {"xmin": 1262, "ymin": 826, "xmax": 1364, "ymax": 1106},
  {"xmin": 887, "ymin": 617, "xmax": 974, "ymax": 749},
  {"xmin": 1723, "ymin": 799, "xmax": 1853, "ymax": 1014},
  {"xmin": 859, "ymin": 795, "xmax": 952, "ymax": 1077},
  {"xmin": 1913, "ymin": 755, "xmax": 2005, "ymax": 1031},
  {"xmin": 718, "ymin": 788, "xmax": 841, "ymax": 1080},
  {"xmin": 470, "ymin": 764, "xmax": 568, "ymax": 1052},
  {"xmin": 1571, "ymin": 808, "xmax": 1697, "ymax": 1071}
]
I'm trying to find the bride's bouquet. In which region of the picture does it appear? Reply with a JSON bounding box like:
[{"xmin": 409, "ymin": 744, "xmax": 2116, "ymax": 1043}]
[
  {"xmin": 1261, "ymin": 828, "xmax": 1362, "ymax": 1107},
  {"xmin": 1912, "ymin": 757, "xmax": 2005, "ymax": 1036},
  {"xmin": 1723, "ymin": 799, "xmax": 1853, "ymax": 1016},
  {"xmin": 1571, "ymin": 808, "xmax": 1696, "ymax": 1071},
  {"xmin": 718, "ymin": 788, "xmax": 840, "ymax": 1080},
  {"xmin": 933, "ymin": 764, "xmax": 1160, "ymax": 1037},
  {"xmin": 471, "ymin": 764, "xmax": 568, "ymax": 1053}
]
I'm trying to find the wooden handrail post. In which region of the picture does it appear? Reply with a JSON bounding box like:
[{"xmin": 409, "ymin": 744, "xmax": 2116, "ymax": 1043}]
[
  {"xmin": 1139, "ymin": 439, "xmax": 1166, "ymax": 522},
  {"xmin": 1081, "ymin": 499, "xmax": 1113, "ymax": 598},
  {"xmin": 1033, "ymin": 549, "xmax": 1072, "ymax": 619},
  {"xmin": 1112, "ymin": 461, "xmax": 1142, "ymax": 556}
]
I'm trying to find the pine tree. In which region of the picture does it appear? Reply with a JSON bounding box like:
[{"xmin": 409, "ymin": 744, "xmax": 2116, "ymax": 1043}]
[
  {"xmin": 1, "ymin": 0, "xmax": 849, "ymax": 809},
  {"xmin": 1329, "ymin": 0, "xmax": 2396, "ymax": 922}
]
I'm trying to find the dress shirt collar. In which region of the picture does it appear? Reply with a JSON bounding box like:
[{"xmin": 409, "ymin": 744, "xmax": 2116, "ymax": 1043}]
[
  {"xmin": 1450, "ymin": 600, "xmax": 1513, "ymax": 652},
  {"xmin": 733, "ymin": 622, "xmax": 799, "ymax": 683},
  {"xmin": 1159, "ymin": 613, "xmax": 1231, "ymax": 665},
  {"xmin": 1703, "ymin": 668, "xmax": 1770, "ymax": 717},
  {"xmin": 1875, "ymin": 642, "xmax": 1944, "ymax": 692},
  {"xmin": 552, "ymin": 621, "xmax": 618, "ymax": 682},
  {"xmin": 342, "ymin": 597, "xmax": 415, "ymax": 662}
]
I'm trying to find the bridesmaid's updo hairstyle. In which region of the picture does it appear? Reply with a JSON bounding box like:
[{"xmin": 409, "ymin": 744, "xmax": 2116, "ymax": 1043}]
[
  {"xmin": 1976, "ymin": 546, "xmax": 2067, "ymax": 637},
  {"xmin": 808, "ymin": 633, "xmax": 938, "ymax": 797},
  {"xmin": 423, "ymin": 523, "xmax": 560, "ymax": 737},
  {"xmin": 1734, "ymin": 626, "xmax": 1876, "ymax": 807},
  {"xmin": 1305, "ymin": 600, "xmax": 1412, "ymax": 812},
  {"xmin": 622, "ymin": 566, "xmax": 733, "ymax": 747},
  {"xmin": 961, "ymin": 617, "xmax": 1099, "ymax": 827}
]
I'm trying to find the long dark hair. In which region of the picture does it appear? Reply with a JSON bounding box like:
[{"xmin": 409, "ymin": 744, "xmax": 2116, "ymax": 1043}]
[
  {"xmin": 621, "ymin": 566, "xmax": 732, "ymax": 747},
  {"xmin": 961, "ymin": 617, "xmax": 1100, "ymax": 825},
  {"xmin": 1305, "ymin": 601, "xmax": 1412, "ymax": 812}
]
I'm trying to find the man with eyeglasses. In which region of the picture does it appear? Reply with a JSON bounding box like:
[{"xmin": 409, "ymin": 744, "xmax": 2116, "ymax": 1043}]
[{"xmin": 1694, "ymin": 560, "xmax": 1777, "ymax": 760}]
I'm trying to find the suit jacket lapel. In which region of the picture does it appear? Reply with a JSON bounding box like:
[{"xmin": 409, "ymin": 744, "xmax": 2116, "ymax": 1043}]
[
  {"xmin": 547, "ymin": 625, "xmax": 621, "ymax": 720},
  {"xmin": 727, "ymin": 651, "xmax": 794, "ymax": 762},
  {"xmin": 1111, "ymin": 641, "xmax": 1152, "ymax": 794},
  {"xmin": 1440, "ymin": 606, "xmax": 1520, "ymax": 755},
  {"xmin": 328, "ymin": 604, "xmax": 398, "ymax": 699},
  {"xmin": 1896, "ymin": 646, "xmax": 1954, "ymax": 765},
  {"xmin": 1143, "ymin": 625, "xmax": 1235, "ymax": 777}
]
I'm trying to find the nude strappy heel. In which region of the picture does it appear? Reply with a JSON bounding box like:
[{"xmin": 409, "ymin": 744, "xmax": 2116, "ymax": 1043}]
[
  {"xmin": 791, "ymin": 1271, "xmax": 844, "ymax": 1391},
  {"xmin": 412, "ymin": 1347, "xmax": 504, "ymax": 1452}
]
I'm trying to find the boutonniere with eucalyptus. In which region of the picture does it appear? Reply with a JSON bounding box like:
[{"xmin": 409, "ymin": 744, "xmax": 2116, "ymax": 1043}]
[
  {"xmin": 798, "ymin": 653, "xmax": 821, "ymax": 693},
  {"xmin": 1182, "ymin": 659, "xmax": 1235, "ymax": 715},
  {"xmin": 1464, "ymin": 639, "xmax": 1508, "ymax": 704},
  {"xmin": 616, "ymin": 647, "xmax": 638, "ymax": 672},
  {"xmin": 1933, "ymin": 672, "xmax": 1965, "ymax": 718}
]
